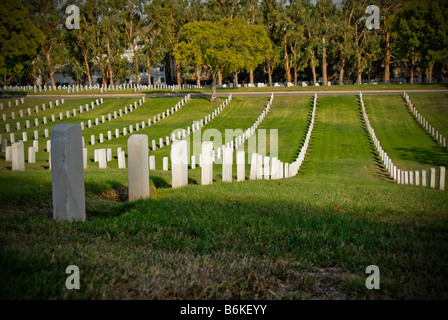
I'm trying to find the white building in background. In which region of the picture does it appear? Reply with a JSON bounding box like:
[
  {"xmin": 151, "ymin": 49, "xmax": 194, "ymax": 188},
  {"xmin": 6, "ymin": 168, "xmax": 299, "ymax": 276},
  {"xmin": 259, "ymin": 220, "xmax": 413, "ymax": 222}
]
[{"xmin": 48, "ymin": 48, "xmax": 166, "ymax": 86}]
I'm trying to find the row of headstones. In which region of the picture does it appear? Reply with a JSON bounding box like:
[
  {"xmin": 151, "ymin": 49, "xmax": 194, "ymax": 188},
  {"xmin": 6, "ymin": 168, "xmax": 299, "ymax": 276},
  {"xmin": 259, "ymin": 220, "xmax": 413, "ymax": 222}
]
[
  {"xmin": 0, "ymin": 98, "xmax": 25, "ymax": 110},
  {"xmin": 288, "ymin": 94, "xmax": 318, "ymax": 177},
  {"xmin": 83, "ymin": 97, "xmax": 146, "ymax": 143},
  {"xmin": 88, "ymin": 94, "xmax": 189, "ymax": 147},
  {"xmin": 3, "ymin": 139, "xmax": 39, "ymax": 166},
  {"xmin": 227, "ymin": 94, "xmax": 273, "ymax": 154},
  {"xmin": 2, "ymin": 99, "xmax": 64, "ymax": 122},
  {"xmin": 3, "ymin": 84, "xmax": 88, "ymax": 92},
  {"xmin": 395, "ymin": 167, "xmax": 445, "ymax": 190},
  {"xmin": 404, "ymin": 92, "xmax": 447, "ymax": 149},
  {"xmin": 2, "ymin": 98, "xmax": 104, "ymax": 144},
  {"xmin": 360, "ymin": 92, "xmax": 445, "ymax": 190},
  {"xmin": 2, "ymin": 95, "xmax": 184, "ymax": 168},
  {"xmin": 49, "ymin": 124, "xmax": 292, "ymax": 221},
  {"xmin": 133, "ymin": 84, "xmax": 201, "ymax": 92},
  {"xmin": 149, "ymin": 94, "xmax": 227, "ymax": 151}
]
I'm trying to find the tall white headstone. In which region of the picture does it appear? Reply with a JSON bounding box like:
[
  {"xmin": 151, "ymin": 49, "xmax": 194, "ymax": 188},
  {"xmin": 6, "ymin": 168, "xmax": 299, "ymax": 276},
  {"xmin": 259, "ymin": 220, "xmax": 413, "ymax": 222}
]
[
  {"xmin": 11, "ymin": 141, "xmax": 25, "ymax": 171},
  {"xmin": 171, "ymin": 140, "xmax": 188, "ymax": 188},
  {"xmin": 237, "ymin": 151, "xmax": 245, "ymax": 182},
  {"xmin": 127, "ymin": 134, "xmax": 149, "ymax": 201},
  {"xmin": 201, "ymin": 141, "xmax": 213, "ymax": 185},
  {"xmin": 51, "ymin": 124, "xmax": 85, "ymax": 222},
  {"xmin": 439, "ymin": 166, "xmax": 446, "ymax": 191}
]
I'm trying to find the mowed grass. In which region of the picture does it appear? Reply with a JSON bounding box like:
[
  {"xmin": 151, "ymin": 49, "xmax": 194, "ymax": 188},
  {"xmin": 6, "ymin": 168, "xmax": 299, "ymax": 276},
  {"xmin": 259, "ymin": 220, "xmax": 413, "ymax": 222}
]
[
  {"xmin": 1, "ymin": 95, "xmax": 448, "ymax": 300},
  {"xmin": 254, "ymin": 95, "xmax": 313, "ymax": 163},
  {"xmin": 363, "ymin": 95, "xmax": 448, "ymax": 171},
  {"xmin": 407, "ymin": 93, "xmax": 448, "ymax": 139},
  {"xmin": 299, "ymin": 95, "xmax": 380, "ymax": 182}
]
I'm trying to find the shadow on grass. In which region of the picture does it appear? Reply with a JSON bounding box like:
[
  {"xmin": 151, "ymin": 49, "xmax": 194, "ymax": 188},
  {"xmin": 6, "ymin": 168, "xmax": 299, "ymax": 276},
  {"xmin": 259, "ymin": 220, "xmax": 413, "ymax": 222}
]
[
  {"xmin": 394, "ymin": 146, "xmax": 448, "ymax": 166},
  {"xmin": 151, "ymin": 176, "xmax": 170, "ymax": 189}
]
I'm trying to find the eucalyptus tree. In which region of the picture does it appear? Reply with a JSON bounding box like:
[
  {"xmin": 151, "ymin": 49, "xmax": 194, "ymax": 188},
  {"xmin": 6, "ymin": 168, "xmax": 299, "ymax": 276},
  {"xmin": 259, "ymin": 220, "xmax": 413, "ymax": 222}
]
[
  {"xmin": 0, "ymin": 0, "xmax": 44, "ymax": 85},
  {"xmin": 146, "ymin": 0, "xmax": 187, "ymax": 85},
  {"xmin": 26, "ymin": 0, "xmax": 68, "ymax": 87},
  {"xmin": 393, "ymin": 0, "xmax": 424, "ymax": 84}
]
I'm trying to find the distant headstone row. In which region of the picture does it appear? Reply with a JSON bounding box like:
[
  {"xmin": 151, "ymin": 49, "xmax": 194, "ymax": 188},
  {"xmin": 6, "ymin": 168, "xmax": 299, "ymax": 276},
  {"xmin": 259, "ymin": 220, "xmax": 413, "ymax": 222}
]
[
  {"xmin": 287, "ymin": 94, "xmax": 318, "ymax": 177},
  {"xmin": 403, "ymin": 92, "xmax": 447, "ymax": 150},
  {"xmin": 1, "ymin": 83, "xmax": 202, "ymax": 94},
  {"xmin": 1, "ymin": 98, "xmax": 105, "ymax": 145},
  {"xmin": 0, "ymin": 98, "xmax": 25, "ymax": 111},
  {"xmin": 1, "ymin": 98, "xmax": 65, "ymax": 124},
  {"xmin": 360, "ymin": 92, "xmax": 445, "ymax": 191},
  {"xmin": 87, "ymin": 95, "xmax": 189, "ymax": 148},
  {"xmin": 149, "ymin": 94, "xmax": 225, "ymax": 151}
]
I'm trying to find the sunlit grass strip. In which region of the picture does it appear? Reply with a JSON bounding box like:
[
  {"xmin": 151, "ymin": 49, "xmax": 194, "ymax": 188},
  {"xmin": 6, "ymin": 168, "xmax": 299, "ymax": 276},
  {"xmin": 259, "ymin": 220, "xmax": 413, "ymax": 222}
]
[
  {"xmin": 404, "ymin": 92, "xmax": 448, "ymax": 150},
  {"xmin": 152, "ymin": 94, "xmax": 233, "ymax": 152},
  {"xmin": 1, "ymin": 98, "xmax": 106, "ymax": 144},
  {"xmin": 227, "ymin": 93, "xmax": 274, "ymax": 153},
  {"xmin": 1, "ymin": 98, "xmax": 67, "ymax": 130},
  {"xmin": 85, "ymin": 95, "xmax": 191, "ymax": 147},
  {"xmin": 360, "ymin": 92, "xmax": 445, "ymax": 190},
  {"xmin": 288, "ymin": 93, "xmax": 318, "ymax": 177}
]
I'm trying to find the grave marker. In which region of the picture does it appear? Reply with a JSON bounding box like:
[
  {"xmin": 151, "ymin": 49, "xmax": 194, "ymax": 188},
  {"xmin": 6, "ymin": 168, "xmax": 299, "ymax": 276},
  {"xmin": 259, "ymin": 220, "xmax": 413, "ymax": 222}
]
[{"xmin": 51, "ymin": 124, "xmax": 85, "ymax": 221}]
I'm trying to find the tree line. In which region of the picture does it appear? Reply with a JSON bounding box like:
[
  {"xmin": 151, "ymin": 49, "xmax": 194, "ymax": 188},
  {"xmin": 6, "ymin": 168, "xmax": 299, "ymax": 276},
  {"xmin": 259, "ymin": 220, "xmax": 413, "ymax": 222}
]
[{"xmin": 1, "ymin": 0, "xmax": 447, "ymax": 96}]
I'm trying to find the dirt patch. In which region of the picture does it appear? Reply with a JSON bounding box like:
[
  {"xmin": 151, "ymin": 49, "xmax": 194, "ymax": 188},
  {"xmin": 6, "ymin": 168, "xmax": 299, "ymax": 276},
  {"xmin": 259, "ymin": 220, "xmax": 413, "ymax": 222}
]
[{"xmin": 97, "ymin": 187, "xmax": 128, "ymax": 202}]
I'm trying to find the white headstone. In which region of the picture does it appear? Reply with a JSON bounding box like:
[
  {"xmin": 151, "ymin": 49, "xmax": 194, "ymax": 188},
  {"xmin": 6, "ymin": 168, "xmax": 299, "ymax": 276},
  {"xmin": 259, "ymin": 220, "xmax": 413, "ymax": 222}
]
[
  {"xmin": 263, "ymin": 157, "xmax": 270, "ymax": 180},
  {"xmin": 171, "ymin": 140, "xmax": 188, "ymax": 188},
  {"xmin": 222, "ymin": 146, "xmax": 233, "ymax": 182},
  {"xmin": 201, "ymin": 141, "xmax": 213, "ymax": 185},
  {"xmin": 28, "ymin": 147, "xmax": 36, "ymax": 163},
  {"xmin": 51, "ymin": 124, "xmax": 85, "ymax": 221},
  {"xmin": 98, "ymin": 149, "xmax": 107, "ymax": 169},
  {"xmin": 149, "ymin": 155, "xmax": 155, "ymax": 170},
  {"xmin": 237, "ymin": 151, "xmax": 245, "ymax": 182},
  {"xmin": 429, "ymin": 168, "xmax": 436, "ymax": 189},
  {"xmin": 439, "ymin": 166, "xmax": 445, "ymax": 191},
  {"xmin": 11, "ymin": 141, "xmax": 25, "ymax": 171},
  {"xmin": 127, "ymin": 134, "xmax": 149, "ymax": 201}
]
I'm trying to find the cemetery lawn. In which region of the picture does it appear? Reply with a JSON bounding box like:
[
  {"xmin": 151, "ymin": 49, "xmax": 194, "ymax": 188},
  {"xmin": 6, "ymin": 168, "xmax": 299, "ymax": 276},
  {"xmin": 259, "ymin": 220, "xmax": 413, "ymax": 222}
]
[
  {"xmin": 363, "ymin": 95, "xmax": 448, "ymax": 171},
  {"xmin": 1, "ymin": 95, "xmax": 448, "ymax": 300},
  {"xmin": 2, "ymin": 83, "xmax": 448, "ymax": 98}
]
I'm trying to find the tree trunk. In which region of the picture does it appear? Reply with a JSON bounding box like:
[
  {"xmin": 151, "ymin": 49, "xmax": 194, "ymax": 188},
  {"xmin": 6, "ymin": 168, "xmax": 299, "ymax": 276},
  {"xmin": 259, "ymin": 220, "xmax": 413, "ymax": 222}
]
[
  {"xmin": 233, "ymin": 72, "xmax": 238, "ymax": 88},
  {"xmin": 384, "ymin": 32, "xmax": 391, "ymax": 83},
  {"xmin": 250, "ymin": 67, "xmax": 254, "ymax": 84},
  {"xmin": 339, "ymin": 58, "xmax": 345, "ymax": 85},
  {"xmin": 283, "ymin": 33, "xmax": 291, "ymax": 83},
  {"xmin": 294, "ymin": 66, "xmax": 298, "ymax": 86},
  {"xmin": 218, "ymin": 70, "xmax": 222, "ymax": 86},
  {"xmin": 32, "ymin": 60, "xmax": 37, "ymax": 86},
  {"xmin": 146, "ymin": 55, "xmax": 152, "ymax": 87},
  {"xmin": 133, "ymin": 43, "xmax": 139, "ymax": 86},
  {"xmin": 310, "ymin": 52, "xmax": 317, "ymax": 85},
  {"xmin": 176, "ymin": 62, "xmax": 181, "ymax": 85},
  {"xmin": 357, "ymin": 55, "xmax": 362, "ymax": 84},
  {"xmin": 268, "ymin": 72, "xmax": 272, "ymax": 87},
  {"xmin": 322, "ymin": 36, "xmax": 327, "ymax": 86},
  {"xmin": 427, "ymin": 61, "xmax": 434, "ymax": 83},
  {"xmin": 211, "ymin": 72, "xmax": 217, "ymax": 102},
  {"xmin": 46, "ymin": 52, "xmax": 55, "ymax": 88},
  {"xmin": 196, "ymin": 67, "xmax": 201, "ymax": 87},
  {"xmin": 83, "ymin": 52, "xmax": 92, "ymax": 86}
]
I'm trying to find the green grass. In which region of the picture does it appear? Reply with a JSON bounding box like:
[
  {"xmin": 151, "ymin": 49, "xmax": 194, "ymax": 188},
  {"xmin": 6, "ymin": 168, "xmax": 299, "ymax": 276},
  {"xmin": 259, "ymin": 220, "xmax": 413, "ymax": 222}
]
[
  {"xmin": 363, "ymin": 95, "xmax": 448, "ymax": 171},
  {"xmin": 1, "ymin": 94, "xmax": 447, "ymax": 300},
  {"xmin": 407, "ymin": 93, "xmax": 448, "ymax": 139},
  {"xmin": 2, "ymin": 83, "xmax": 447, "ymax": 98}
]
